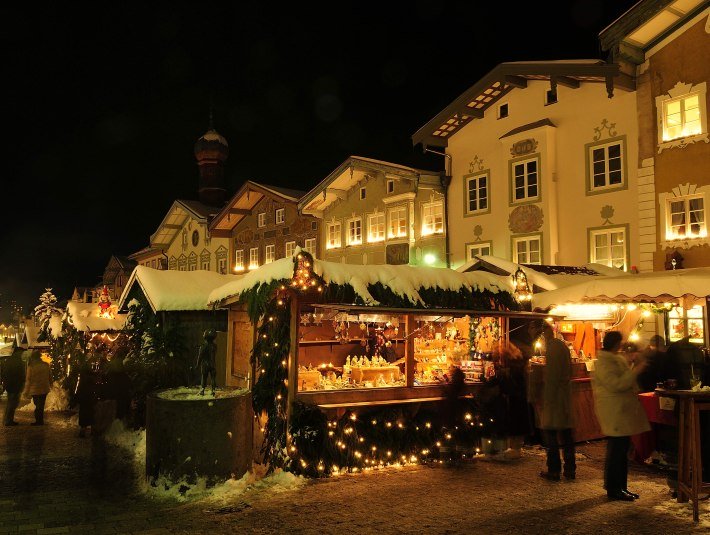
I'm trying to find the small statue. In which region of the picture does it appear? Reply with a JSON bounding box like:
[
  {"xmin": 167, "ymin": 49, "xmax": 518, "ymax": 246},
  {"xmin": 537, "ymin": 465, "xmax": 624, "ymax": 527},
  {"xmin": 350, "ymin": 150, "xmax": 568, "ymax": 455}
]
[{"xmin": 196, "ymin": 329, "xmax": 217, "ymax": 395}]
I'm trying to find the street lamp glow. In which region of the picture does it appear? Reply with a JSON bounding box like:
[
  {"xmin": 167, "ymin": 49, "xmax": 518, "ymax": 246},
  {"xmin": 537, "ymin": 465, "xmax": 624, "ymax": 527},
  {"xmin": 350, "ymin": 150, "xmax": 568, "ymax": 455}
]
[{"xmin": 423, "ymin": 253, "xmax": 436, "ymax": 265}]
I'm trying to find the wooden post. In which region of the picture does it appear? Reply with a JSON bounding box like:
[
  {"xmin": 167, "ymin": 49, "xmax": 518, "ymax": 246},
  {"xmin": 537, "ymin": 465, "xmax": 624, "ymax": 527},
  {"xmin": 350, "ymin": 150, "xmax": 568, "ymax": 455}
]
[
  {"xmin": 405, "ymin": 314, "xmax": 416, "ymax": 387},
  {"xmin": 286, "ymin": 295, "xmax": 300, "ymax": 423}
]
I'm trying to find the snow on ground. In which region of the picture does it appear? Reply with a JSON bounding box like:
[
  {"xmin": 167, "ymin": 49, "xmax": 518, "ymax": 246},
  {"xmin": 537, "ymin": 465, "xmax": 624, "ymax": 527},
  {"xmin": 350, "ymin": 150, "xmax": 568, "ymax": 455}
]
[
  {"xmin": 103, "ymin": 419, "xmax": 304, "ymax": 503},
  {"xmin": 155, "ymin": 386, "xmax": 247, "ymax": 400},
  {"xmin": 654, "ymin": 498, "xmax": 710, "ymax": 529},
  {"xmin": 17, "ymin": 381, "xmax": 70, "ymax": 412}
]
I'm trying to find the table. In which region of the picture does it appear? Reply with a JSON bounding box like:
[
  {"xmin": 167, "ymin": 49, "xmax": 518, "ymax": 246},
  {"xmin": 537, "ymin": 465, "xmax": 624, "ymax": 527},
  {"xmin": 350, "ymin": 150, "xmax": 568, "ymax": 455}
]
[
  {"xmin": 656, "ymin": 389, "xmax": 710, "ymax": 523},
  {"xmin": 631, "ymin": 392, "xmax": 679, "ymax": 463}
]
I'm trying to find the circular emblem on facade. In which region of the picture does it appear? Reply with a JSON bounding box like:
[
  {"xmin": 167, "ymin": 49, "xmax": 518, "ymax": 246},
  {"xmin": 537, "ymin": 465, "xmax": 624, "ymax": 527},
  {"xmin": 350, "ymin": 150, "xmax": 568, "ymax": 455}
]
[
  {"xmin": 191, "ymin": 230, "xmax": 199, "ymax": 247},
  {"xmin": 508, "ymin": 205, "xmax": 544, "ymax": 233}
]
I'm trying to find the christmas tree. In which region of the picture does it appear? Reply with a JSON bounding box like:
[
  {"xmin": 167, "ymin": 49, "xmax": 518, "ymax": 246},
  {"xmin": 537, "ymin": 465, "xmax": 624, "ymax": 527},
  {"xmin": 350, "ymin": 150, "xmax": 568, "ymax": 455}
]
[{"xmin": 34, "ymin": 287, "xmax": 62, "ymax": 341}]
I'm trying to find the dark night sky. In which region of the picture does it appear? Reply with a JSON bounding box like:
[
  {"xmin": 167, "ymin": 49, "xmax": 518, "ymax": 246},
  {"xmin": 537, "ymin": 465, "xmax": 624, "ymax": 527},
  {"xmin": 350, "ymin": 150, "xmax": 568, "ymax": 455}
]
[{"xmin": 1, "ymin": 1, "xmax": 638, "ymax": 319}]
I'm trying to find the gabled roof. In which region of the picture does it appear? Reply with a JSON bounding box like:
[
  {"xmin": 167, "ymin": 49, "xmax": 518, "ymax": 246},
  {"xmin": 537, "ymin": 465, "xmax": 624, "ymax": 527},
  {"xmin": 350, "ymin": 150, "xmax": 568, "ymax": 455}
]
[
  {"xmin": 128, "ymin": 245, "xmax": 162, "ymax": 260},
  {"xmin": 299, "ymin": 156, "xmax": 440, "ymax": 216},
  {"xmin": 150, "ymin": 199, "xmax": 217, "ymax": 248},
  {"xmin": 412, "ymin": 60, "xmax": 634, "ymax": 148},
  {"xmin": 209, "ymin": 181, "xmax": 306, "ymax": 236},
  {"xmin": 66, "ymin": 301, "xmax": 127, "ymax": 332}
]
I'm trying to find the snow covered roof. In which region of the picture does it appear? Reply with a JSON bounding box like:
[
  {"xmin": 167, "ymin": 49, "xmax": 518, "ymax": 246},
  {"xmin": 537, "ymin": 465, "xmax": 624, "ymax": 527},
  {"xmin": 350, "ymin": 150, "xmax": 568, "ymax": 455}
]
[
  {"xmin": 209, "ymin": 252, "xmax": 514, "ymax": 308},
  {"xmin": 533, "ymin": 267, "xmax": 710, "ymax": 309},
  {"xmin": 19, "ymin": 316, "xmax": 62, "ymax": 348},
  {"xmin": 458, "ymin": 255, "xmax": 627, "ymax": 292},
  {"xmin": 119, "ymin": 266, "xmax": 243, "ymax": 312},
  {"xmin": 66, "ymin": 301, "xmax": 127, "ymax": 332}
]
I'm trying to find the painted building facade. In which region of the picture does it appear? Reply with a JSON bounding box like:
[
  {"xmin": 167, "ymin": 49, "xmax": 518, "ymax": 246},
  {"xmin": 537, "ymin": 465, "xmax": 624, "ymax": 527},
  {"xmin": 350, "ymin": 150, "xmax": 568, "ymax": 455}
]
[
  {"xmin": 299, "ymin": 156, "xmax": 446, "ymax": 267},
  {"xmin": 413, "ymin": 62, "xmax": 639, "ymax": 272},
  {"xmin": 209, "ymin": 181, "xmax": 318, "ymax": 273}
]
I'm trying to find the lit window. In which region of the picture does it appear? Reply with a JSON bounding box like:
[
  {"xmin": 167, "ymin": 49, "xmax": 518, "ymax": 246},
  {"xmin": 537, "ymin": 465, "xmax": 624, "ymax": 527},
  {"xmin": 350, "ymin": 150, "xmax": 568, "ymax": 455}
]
[
  {"xmin": 249, "ymin": 247, "xmax": 259, "ymax": 269},
  {"xmin": 285, "ymin": 241, "xmax": 296, "ymax": 258},
  {"xmin": 347, "ymin": 217, "xmax": 362, "ymax": 246},
  {"xmin": 663, "ymin": 94, "xmax": 701, "ymax": 141},
  {"xmin": 304, "ymin": 238, "xmax": 316, "ymax": 256},
  {"xmin": 265, "ymin": 244, "xmax": 275, "ymax": 264},
  {"xmin": 387, "ymin": 180, "xmax": 394, "ymax": 194},
  {"xmin": 275, "ymin": 208, "xmax": 285, "ymax": 225},
  {"xmin": 257, "ymin": 213, "xmax": 266, "ymax": 228},
  {"xmin": 327, "ymin": 222, "xmax": 342, "ymax": 249},
  {"xmin": 512, "ymin": 235, "xmax": 541, "ymax": 265},
  {"xmin": 588, "ymin": 140, "xmax": 624, "ymax": 191},
  {"xmin": 388, "ymin": 206, "xmax": 407, "ymax": 239},
  {"xmin": 466, "ymin": 173, "xmax": 488, "ymax": 214},
  {"xmin": 368, "ymin": 212, "xmax": 385, "ymax": 243},
  {"xmin": 666, "ymin": 195, "xmax": 706, "ymax": 240},
  {"xmin": 589, "ymin": 227, "xmax": 626, "ymax": 270},
  {"xmin": 467, "ymin": 242, "xmax": 492, "ymax": 261},
  {"xmin": 421, "ymin": 200, "xmax": 443, "ymax": 236},
  {"xmin": 669, "ymin": 305, "xmax": 705, "ymax": 344},
  {"xmin": 511, "ymin": 157, "xmax": 539, "ymax": 203}
]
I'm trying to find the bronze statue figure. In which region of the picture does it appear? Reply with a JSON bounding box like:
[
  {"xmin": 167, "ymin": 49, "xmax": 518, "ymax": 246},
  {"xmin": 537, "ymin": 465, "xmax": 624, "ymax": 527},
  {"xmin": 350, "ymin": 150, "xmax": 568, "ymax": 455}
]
[{"xmin": 197, "ymin": 329, "xmax": 217, "ymax": 395}]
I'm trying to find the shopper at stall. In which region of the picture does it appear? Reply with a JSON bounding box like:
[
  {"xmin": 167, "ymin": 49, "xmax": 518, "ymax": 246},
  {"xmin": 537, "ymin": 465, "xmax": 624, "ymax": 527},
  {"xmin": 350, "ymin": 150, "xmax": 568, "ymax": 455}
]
[
  {"xmin": 537, "ymin": 321, "xmax": 576, "ymax": 481},
  {"xmin": 1, "ymin": 344, "xmax": 25, "ymax": 426},
  {"xmin": 637, "ymin": 335, "xmax": 671, "ymax": 392},
  {"xmin": 592, "ymin": 331, "xmax": 649, "ymax": 501},
  {"xmin": 73, "ymin": 356, "xmax": 98, "ymax": 437},
  {"xmin": 22, "ymin": 350, "xmax": 51, "ymax": 426}
]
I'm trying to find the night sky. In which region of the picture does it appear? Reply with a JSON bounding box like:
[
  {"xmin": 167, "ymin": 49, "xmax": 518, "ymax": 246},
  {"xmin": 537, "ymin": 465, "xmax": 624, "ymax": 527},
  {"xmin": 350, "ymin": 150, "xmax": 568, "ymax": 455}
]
[{"xmin": 1, "ymin": 1, "xmax": 638, "ymax": 319}]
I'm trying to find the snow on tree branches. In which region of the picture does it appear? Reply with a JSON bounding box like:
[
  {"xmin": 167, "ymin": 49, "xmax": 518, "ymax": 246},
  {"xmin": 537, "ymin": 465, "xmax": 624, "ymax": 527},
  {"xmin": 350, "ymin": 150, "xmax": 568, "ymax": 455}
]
[{"xmin": 34, "ymin": 287, "xmax": 63, "ymax": 341}]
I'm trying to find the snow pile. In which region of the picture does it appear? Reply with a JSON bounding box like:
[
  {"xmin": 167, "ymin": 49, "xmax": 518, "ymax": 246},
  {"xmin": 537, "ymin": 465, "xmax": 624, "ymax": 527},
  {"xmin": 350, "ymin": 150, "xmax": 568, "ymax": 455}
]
[
  {"xmin": 118, "ymin": 266, "xmax": 243, "ymax": 312},
  {"xmin": 66, "ymin": 300, "xmax": 127, "ymax": 332},
  {"xmin": 209, "ymin": 251, "xmax": 512, "ymax": 306},
  {"xmin": 155, "ymin": 386, "xmax": 247, "ymax": 400},
  {"xmin": 653, "ymin": 497, "xmax": 710, "ymax": 528},
  {"xmin": 104, "ymin": 419, "xmax": 147, "ymax": 473},
  {"xmin": 18, "ymin": 382, "xmax": 70, "ymax": 412}
]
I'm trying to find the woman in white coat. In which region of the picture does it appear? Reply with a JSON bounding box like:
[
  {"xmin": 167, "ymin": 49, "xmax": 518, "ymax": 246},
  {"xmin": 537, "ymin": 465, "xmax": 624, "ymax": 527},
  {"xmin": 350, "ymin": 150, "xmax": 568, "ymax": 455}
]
[{"xmin": 592, "ymin": 331, "xmax": 649, "ymax": 501}]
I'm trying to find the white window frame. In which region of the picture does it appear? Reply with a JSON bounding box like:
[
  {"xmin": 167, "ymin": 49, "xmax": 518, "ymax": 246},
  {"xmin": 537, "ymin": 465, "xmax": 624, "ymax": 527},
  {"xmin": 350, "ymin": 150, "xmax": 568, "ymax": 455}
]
[
  {"xmin": 588, "ymin": 139, "xmax": 624, "ymax": 192},
  {"xmin": 666, "ymin": 194, "xmax": 706, "ymax": 241},
  {"xmin": 275, "ymin": 208, "xmax": 285, "ymax": 225},
  {"xmin": 421, "ymin": 200, "xmax": 444, "ymax": 236},
  {"xmin": 359, "ymin": 187, "xmax": 366, "ymax": 200},
  {"xmin": 347, "ymin": 217, "xmax": 363, "ymax": 246},
  {"xmin": 326, "ymin": 221, "xmax": 342, "ymax": 249},
  {"xmin": 257, "ymin": 212, "xmax": 266, "ymax": 228},
  {"xmin": 218, "ymin": 258, "xmax": 227, "ymax": 274},
  {"xmin": 465, "ymin": 173, "xmax": 489, "ymax": 215},
  {"xmin": 467, "ymin": 241, "xmax": 492, "ymax": 261},
  {"xmin": 589, "ymin": 227, "xmax": 627, "ymax": 271},
  {"xmin": 511, "ymin": 157, "xmax": 539, "ymax": 204},
  {"xmin": 512, "ymin": 234, "xmax": 542, "ymax": 265},
  {"xmin": 304, "ymin": 238, "xmax": 316, "ymax": 256},
  {"xmin": 234, "ymin": 250, "xmax": 244, "ymax": 271},
  {"xmin": 656, "ymin": 81, "xmax": 708, "ymax": 151},
  {"xmin": 285, "ymin": 241, "xmax": 296, "ymax": 258},
  {"xmin": 249, "ymin": 247, "xmax": 259, "ymax": 269},
  {"xmin": 367, "ymin": 212, "xmax": 385, "ymax": 243},
  {"xmin": 388, "ymin": 206, "xmax": 407, "ymax": 239},
  {"xmin": 265, "ymin": 244, "xmax": 275, "ymax": 264}
]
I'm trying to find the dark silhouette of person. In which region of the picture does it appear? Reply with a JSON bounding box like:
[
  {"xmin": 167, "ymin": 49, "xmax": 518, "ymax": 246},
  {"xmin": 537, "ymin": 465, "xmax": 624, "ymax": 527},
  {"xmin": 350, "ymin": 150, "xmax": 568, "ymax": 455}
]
[{"xmin": 197, "ymin": 330, "xmax": 217, "ymax": 395}]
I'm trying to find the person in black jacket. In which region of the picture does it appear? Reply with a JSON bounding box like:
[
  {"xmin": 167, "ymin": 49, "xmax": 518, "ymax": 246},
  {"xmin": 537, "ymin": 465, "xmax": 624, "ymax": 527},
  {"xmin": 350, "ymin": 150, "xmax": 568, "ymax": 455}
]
[
  {"xmin": 74, "ymin": 356, "xmax": 98, "ymax": 437},
  {"xmin": 1, "ymin": 345, "xmax": 25, "ymax": 426}
]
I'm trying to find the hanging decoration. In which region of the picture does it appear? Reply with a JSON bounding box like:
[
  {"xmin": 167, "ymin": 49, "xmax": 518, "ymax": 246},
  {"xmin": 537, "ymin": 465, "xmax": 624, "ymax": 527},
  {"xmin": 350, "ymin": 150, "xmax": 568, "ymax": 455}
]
[
  {"xmin": 512, "ymin": 268, "xmax": 532, "ymax": 303},
  {"xmin": 98, "ymin": 286, "xmax": 114, "ymax": 319}
]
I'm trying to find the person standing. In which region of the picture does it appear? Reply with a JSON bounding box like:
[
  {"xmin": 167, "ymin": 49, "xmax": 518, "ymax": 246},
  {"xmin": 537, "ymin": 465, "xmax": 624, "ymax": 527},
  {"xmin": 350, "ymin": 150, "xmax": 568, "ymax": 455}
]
[
  {"xmin": 538, "ymin": 321, "xmax": 576, "ymax": 481},
  {"xmin": 592, "ymin": 331, "xmax": 649, "ymax": 501},
  {"xmin": 74, "ymin": 357, "xmax": 98, "ymax": 437},
  {"xmin": 22, "ymin": 350, "xmax": 51, "ymax": 425},
  {"xmin": 1, "ymin": 345, "xmax": 25, "ymax": 426}
]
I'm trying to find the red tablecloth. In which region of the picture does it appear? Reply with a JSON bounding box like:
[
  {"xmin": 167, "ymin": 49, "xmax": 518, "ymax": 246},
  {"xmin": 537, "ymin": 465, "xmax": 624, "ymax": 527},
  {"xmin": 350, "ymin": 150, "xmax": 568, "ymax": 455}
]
[{"xmin": 631, "ymin": 392, "xmax": 678, "ymax": 462}]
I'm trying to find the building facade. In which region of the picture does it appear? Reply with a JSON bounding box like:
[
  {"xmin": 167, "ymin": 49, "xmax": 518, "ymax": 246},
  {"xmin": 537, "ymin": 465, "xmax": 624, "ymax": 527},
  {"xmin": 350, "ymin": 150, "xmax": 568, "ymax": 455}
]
[
  {"xmin": 299, "ymin": 156, "xmax": 446, "ymax": 267},
  {"xmin": 210, "ymin": 181, "xmax": 318, "ymax": 273}
]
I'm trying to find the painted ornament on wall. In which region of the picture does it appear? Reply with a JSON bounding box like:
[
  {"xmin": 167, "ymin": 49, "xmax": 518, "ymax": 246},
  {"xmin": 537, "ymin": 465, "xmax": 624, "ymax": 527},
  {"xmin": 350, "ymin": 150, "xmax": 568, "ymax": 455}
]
[
  {"xmin": 510, "ymin": 138, "xmax": 538, "ymax": 157},
  {"xmin": 468, "ymin": 155, "xmax": 485, "ymax": 174},
  {"xmin": 473, "ymin": 224, "xmax": 483, "ymax": 241},
  {"xmin": 593, "ymin": 119, "xmax": 617, "ymax": 141},
  {"xmin": 600, "ymin": 205, "xmax": 615, "ymax": 225},
  {"xmin": 236, "ymin": 229, "xmax": 255, "ymax": 246},
  {"xmin": 508, "ymin": 205, "xmax": 544, "ymax": 234}
]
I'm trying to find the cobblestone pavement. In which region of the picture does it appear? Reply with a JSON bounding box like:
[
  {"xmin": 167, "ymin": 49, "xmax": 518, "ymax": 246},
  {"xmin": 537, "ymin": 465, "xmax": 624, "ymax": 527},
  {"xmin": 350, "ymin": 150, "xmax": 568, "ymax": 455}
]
[{"xmin": 0, "ymin": 401, "xmax": 707, "ymax": 534}]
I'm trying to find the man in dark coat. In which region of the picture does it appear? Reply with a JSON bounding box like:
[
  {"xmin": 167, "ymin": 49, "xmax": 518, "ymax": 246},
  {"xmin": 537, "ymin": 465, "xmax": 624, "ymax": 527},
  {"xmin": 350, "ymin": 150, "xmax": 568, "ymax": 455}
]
[{"xmin": 1, "ymin": 345, "xmax": 25, "ymax": 426}]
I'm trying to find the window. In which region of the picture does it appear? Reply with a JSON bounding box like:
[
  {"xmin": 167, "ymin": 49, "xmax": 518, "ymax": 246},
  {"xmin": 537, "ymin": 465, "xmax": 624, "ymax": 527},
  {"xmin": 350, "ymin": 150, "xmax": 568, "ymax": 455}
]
[
  {"xmin": 347, "ymin": 217, "xmax": 362, "ymax": 246},
  {"xmin": 663, "ymin": 93, "xmax": 701, "ymax": 141},
  {"xmin": 669, "ymin": 306, "xmax": 705, "ymax": 344},
  {"xmin": 234, "ymin": 249, "xmax": 244, "ymax": 271},
  {"xmin": 421, "ymin": 200, "xmax": 444, "ymax": 236},
  {"xmin": 304, "ymin": 238, "xmax": 316, "ymax": 256},
  {"xmin": 327, "ymin": 221, "xmax": 341, "ymax": 249},
  {"xmin": 188, "ymin": 253, "xmax": 197, "ymax": 271},
  {"xmin": 588, "ymin": 140, "xmax": 624, "ymax": 192},
  {"xmin": 467, "ymin": 242, "xmax": 492, "ymax": 261},
  {"xmin": 311, "ymin": 221, "xmax": 318, "ymax": 231},
  {"xmin": 178, "ymin": 255, "xmax": 187, "ymax": 271},
  {"xmin": 388, "ymin": 206, "xmax": 407, "ymax": 239},
  {"xmin": 512, "ymin": 235, "xmax": 541, "ymax": 265},
  {"xmin": 257, "ymin": 213, "xmax": 266, "ymax": 228},
  {"xmin": 200, "ymin": 250, "xmax": 211, "ymax": 271},
  {"xmin": 511, "ymin": 157, "xmax": 539, "ymax": 203},
  {"xmin": 265, "ymin": 244, "xmax": 275, "ymax": 264},
  {"xmin": 667, "ymin": 195, "xmax": 706, "ymax": 240},
  {"xmin": 275, "ymin": 208, "xmax": 285, "ymax": 225},
  {"xmin": 589, "ymin": 227, "xmax": 627, "ymax": 270},
  {"xmin": 201, "ymin": 260, "xmax": 210, "ymax": 271},
  {"xmin": 360, "ymin": 187, "xmax": 366, "ymax": 200},
  {"xmin": 218, "ymin": 258, "xmax": 227, "ymax": 274},
  {"xmin": 465, "ymin": 173, "xmax": 488, "ymax": 214},
  {"xmin": 285, "ymin": 241, "xmax": 296, "ymax": 258},
  {"xmin": 498, "ymin": 103, "xmax": 508, "ymax": 119},
  {"xmin": 368, "ymin": 212, "xmax": 385, "ymax": 243},
  {"xmin": 545, "ymin": 88, "xmax": 557, "ymax": 105},
  {"xmin": 387, "ymin": 180, "xmax": 394, "ymax": 194},
  {"xmin": 249, "ymin": 247, "xmax": 259, "ymax": 269}
]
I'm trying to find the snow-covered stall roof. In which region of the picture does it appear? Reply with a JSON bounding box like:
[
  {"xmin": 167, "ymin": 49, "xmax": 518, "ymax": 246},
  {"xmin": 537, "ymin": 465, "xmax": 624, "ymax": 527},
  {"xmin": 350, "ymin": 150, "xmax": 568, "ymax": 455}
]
[
  {"xmin": 209, "ymin": 253, "xmax": 514, "ymax": 307},
  {"xmin": 19, "ymin": 315, "xmax": 62, "ymax": 348},
  {"xmin": 119, "ymin": 266, "xmax": 243, "ymax": 312},
  {"xmin": 533, "ymin": 267, "xmax": 710, "ymax": 309},
  {"xmin": 66, "ymin": 300, "xmax": 127, "ymax": 332},
  {"xmin": 458, "ymin": 255, "xmax": 627, "ymax": 291}
]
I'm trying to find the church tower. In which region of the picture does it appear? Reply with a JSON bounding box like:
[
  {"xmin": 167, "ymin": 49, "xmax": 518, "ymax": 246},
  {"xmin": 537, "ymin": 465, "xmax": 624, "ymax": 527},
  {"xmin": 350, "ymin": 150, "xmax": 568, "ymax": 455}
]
[{"xmin": 194, "ymin": 115, "xmax": 229, "ymax": 206}]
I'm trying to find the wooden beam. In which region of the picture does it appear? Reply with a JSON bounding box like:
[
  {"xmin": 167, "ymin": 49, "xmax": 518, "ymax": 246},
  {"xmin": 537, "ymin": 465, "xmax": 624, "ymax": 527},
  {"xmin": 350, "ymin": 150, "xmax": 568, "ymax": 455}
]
[
  {"xmin": 326, "ymin": 188, "xmax": 348, "ymax": 200},
  {"xmin": 614, "ymin": 72, "xmax": 636, "ymax": 92},
  {"xmin": 163, "ymin": 224, "xmax": 182, "ymax": 229},
  {"xmin": 229, "ymin": 208, "xmax": 251, "ymax": 215},
  {"xmin": 503, "ymin": 75, "xmax": 528, "ymax": 88},
  {"xmin": 420, "ymin": 135, "xmax": 448, "ymax": 149},
  {"xmin": 555, "ymin": 76, "xmax": 580, "ymax": 89},
  {"xmin": 457, "ymin": 107, "xmax": 484, "ymax": 119}
]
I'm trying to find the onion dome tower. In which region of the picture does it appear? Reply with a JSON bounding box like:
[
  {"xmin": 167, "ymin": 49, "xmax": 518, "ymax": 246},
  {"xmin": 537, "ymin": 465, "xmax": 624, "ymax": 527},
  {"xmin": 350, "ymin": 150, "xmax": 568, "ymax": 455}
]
[{"xmin": 194, "ymin": 112, "xmax": 229, "ymax": 206}]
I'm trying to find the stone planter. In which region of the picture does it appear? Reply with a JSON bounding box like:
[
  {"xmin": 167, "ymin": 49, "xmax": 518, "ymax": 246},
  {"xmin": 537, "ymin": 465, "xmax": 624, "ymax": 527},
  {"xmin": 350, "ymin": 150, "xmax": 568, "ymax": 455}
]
[{"xmin": 146, "ymin": 387, "xmax": 251, "ymax": 483}]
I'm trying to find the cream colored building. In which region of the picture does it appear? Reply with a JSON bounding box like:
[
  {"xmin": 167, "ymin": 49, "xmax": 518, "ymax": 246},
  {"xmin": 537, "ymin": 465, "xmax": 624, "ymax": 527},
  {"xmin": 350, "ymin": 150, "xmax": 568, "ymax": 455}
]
[
  {"xmin": 299, "ymin": 156, "xmax": 446, "ymax": 267},
  {"xmin": 413, "ymin": 61, "xmax": 639, "ymax": 273}
]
